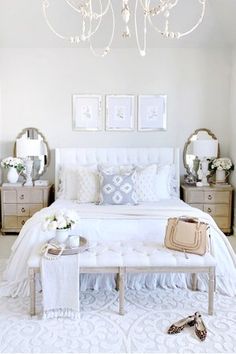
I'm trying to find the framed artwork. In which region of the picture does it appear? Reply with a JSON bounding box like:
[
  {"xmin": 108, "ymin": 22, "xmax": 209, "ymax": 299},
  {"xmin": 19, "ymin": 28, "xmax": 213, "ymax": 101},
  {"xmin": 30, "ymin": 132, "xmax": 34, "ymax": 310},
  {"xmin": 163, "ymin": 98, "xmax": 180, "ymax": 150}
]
[
  {"xmin": 138, "ymin": 95, "xmax": 167, "ymax": 131},
  {"xmin": 106, "ymin": 95, "xmax": 135, "ymax": 131},
  {"xmin": 72, "ymin": 94, "xmax": 102, "ymax": 131}
]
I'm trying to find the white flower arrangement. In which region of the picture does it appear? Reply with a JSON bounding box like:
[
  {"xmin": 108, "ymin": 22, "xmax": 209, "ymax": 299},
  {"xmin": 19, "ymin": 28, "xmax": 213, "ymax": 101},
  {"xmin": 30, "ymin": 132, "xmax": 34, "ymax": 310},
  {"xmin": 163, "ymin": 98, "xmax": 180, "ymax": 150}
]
[
  {"xmin": 42, "ymin": 209, "xmax": 79, "ymax": 231},
  {"xmin": 1, "ymin": 156, "xmax": 25, "ymax": 174},
  {"xmin": 210, "ymin": 157, "xmax": 234, "ymax": 171}
]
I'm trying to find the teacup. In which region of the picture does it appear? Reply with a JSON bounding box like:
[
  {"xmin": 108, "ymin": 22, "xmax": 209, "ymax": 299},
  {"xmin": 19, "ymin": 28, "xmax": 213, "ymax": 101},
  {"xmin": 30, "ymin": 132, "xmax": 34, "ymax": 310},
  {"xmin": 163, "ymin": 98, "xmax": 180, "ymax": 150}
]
[{"xmin": 69, "ymin": 235, "xmax": 81, "ymax": 248}]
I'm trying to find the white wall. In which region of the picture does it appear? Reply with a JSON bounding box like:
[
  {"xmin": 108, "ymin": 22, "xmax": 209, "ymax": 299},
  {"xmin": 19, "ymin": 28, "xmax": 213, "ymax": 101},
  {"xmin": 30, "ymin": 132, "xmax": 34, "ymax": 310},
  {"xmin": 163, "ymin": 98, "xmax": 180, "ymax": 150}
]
[{"xmin": 0, "ymin": 47, "xmax": 232, "ymax": 183}]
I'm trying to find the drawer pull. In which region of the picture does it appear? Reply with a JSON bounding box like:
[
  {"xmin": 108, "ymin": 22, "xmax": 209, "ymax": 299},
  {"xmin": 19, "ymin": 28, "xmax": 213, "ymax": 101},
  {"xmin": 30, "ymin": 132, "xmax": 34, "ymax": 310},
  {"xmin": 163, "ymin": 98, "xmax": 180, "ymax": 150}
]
[
  {"xmin": 21, "ymin": 220, "xmax": 25, "ymax": 226},
  {"xmin": 20, "ymin": 194, "xmax": 24, "ymax": 200},
  {"xmin": 208, "ymin": 195, "xmax": 212, "ymax": 200},
  {"xmin": 207, "ymin": 208, "xmax": 212, "ymax": 213},
  {"xmin": 21, "ymin": 207, "xmax": 26, "ymax": 213}
]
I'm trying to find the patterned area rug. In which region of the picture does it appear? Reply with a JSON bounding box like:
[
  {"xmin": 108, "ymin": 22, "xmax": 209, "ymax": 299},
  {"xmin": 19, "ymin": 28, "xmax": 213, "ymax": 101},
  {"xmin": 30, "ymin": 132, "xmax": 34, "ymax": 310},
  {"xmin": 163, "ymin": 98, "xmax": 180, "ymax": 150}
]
[{"xmin": 0, "ymin": 262, "xmax": 236, "ymax": 353}]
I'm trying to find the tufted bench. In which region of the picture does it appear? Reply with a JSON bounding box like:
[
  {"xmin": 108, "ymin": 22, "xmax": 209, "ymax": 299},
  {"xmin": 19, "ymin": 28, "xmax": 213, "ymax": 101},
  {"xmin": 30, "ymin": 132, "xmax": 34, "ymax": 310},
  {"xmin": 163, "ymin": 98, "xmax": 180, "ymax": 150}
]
[{"xmin": 28, "ymin": 241, "xmax": 216, "ymax": 317}]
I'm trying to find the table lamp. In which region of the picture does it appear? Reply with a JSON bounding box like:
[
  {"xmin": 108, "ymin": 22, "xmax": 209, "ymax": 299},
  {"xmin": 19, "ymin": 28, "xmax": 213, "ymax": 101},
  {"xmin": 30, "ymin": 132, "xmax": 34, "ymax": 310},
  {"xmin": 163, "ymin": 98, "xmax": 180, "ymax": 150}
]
[
  {"xmin": 192, "ymin": 139, "xmax": 218, "ymax": 186},
  {"xmin": 16, "ymin": 138, "xmax": 41, "ymax": 186}
]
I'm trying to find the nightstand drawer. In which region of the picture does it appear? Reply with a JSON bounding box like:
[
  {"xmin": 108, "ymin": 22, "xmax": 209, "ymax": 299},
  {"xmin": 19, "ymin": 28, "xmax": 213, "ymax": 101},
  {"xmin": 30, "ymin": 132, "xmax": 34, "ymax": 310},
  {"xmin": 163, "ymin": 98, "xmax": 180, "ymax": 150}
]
[
  {"xmin": 189, "ymin": 203, "xmax": 204, "ymax": 211},
  {"xmin": 30, "ymin": 204, "xmax": 43, "ymax": 216},
  {"xmin": 30, "ymin": 189, "xmax": 44, "ymax": 203},
  {"xmin": 204, "ymin": 204, "xmax": 229, "ymax": 216},
  {"xmin": 17, "ymin": 204, "xmax": 30, "ymax": 216},
  {"xmin": 3, "ymin": 204, "xmax": 17, "ymax": 215},
  {"xmin": 17, "ymin": 190, "xmax": 30, "ymax": 203},
  {"xmin": 17, "ymin": 216, "xmax": 29, "ymax": 228},
  {"xmin": 186, "ymin": 190, "xmax": 204, "ymax": 203},
  {"xmin": 2, "ymin": 190, "xmax": 17, "ymax": 203},
  {"xmin": 3, "ymin": 216, "xmax": 18, "ymax": 228},
  {"xmin": 204, "ymin": 191, "xmax": 230, "ymax": 204}
]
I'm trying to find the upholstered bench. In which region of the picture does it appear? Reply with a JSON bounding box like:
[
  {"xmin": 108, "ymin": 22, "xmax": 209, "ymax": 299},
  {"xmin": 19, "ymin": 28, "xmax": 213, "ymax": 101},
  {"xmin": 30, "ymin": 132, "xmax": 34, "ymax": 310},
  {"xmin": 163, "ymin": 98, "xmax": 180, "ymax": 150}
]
[{"xmin": 28, "ymin": 241, "xmax": 216, "ymax": 317}]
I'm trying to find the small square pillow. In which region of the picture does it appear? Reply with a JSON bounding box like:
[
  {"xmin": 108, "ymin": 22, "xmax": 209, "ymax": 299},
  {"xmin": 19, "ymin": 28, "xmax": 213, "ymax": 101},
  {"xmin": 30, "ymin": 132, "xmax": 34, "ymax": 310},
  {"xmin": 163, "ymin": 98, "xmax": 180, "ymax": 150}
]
[
  {"xmin": 99, "ymin": 170, "xmax": 138, "ymax": 205},
  {"xmin": 77, "ymin": 167, "xmax": 99, "ymax": 203},
  {"xmin": 135, "ymin": 164, "xmax": 158, "ymax": 202}
]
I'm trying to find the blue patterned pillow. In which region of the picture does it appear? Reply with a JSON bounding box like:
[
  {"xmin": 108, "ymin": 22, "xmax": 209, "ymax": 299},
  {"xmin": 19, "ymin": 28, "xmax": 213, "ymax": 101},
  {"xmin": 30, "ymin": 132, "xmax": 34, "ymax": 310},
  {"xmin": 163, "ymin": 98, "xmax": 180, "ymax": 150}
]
[{"xmin": 99, "ymin": 171, "xmax": 138, "ymax": 205}]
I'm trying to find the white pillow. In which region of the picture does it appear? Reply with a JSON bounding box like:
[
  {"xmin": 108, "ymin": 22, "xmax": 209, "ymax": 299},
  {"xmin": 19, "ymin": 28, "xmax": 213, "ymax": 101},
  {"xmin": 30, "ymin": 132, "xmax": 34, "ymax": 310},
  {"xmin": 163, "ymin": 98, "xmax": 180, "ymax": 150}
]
[
  {"xmin": 77, "ymin": 167, "xmax": 99, "ymax": 203},
  {"xmin": 57, "ymin": 167, "xmax": 79, "ymax": 200},
  {"xmin": 135, "ymin": 164, "xmax": 159, "ymax": 202},
  {"xmin": 155, "ymin": 165, "xmax": 172, "ymax": 200}
]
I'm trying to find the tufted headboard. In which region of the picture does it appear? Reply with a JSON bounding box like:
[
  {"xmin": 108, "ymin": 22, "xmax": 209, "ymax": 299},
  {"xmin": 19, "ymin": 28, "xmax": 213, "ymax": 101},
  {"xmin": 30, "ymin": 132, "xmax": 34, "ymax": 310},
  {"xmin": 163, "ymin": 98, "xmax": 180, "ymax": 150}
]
[{"xmin": 55, "ymin": 147, "xmax": 180, "ymax": 199}]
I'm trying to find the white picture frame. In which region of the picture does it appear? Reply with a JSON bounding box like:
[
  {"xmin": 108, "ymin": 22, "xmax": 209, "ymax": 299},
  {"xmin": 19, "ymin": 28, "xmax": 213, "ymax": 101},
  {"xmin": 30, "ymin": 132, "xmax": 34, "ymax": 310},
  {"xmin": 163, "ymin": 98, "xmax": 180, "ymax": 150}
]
[
  {"xmin": 72, "ymin": 94, "xmax": 102, "ymax": 131},
  {"xmin": 138, "ymin": 95, "xmax": 167, "ymax": 131},
  {"xmin": 106, "ymin": 95, "xmax": 135, "ymax": 131}
]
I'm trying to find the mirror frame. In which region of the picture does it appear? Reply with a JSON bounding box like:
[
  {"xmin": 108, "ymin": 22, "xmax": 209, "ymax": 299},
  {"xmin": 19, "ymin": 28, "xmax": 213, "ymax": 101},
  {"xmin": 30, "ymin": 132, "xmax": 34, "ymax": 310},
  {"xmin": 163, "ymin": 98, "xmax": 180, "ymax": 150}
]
[
  {"xmin": 183, "ymin": 128, "xmax": 219, "ymax": 176},
  {"xmin": 14, "ymin": 127, "xmax": 50, "ymax": 179}
]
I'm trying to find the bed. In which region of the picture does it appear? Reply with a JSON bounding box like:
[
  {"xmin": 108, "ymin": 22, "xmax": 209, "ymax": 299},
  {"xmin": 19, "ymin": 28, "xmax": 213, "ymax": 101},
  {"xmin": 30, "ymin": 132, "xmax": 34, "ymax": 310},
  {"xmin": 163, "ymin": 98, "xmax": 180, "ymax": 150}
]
[{"xmin": 0, "ymin": 147, "xmax": 236, "ymax": 298}]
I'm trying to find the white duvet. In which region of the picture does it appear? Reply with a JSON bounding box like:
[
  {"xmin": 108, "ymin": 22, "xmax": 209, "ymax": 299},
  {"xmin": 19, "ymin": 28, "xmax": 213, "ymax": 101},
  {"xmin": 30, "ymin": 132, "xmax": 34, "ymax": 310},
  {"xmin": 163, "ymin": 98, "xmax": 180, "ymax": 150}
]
[{"xmin": 1, "ymin": 198, "xmax": 236, "ymax": 297}]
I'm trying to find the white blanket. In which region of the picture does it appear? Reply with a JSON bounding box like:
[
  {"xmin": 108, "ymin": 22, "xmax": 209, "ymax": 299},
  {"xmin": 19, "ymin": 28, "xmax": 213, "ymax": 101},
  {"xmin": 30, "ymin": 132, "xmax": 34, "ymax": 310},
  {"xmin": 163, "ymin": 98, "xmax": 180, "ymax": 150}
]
[
  {"xmin": 41, "ymin": 254, "xmax": 80, "ymax": 320},
  {"xmin": 1, "ymin": 199, "xmax": 236, "ymax": 297}
]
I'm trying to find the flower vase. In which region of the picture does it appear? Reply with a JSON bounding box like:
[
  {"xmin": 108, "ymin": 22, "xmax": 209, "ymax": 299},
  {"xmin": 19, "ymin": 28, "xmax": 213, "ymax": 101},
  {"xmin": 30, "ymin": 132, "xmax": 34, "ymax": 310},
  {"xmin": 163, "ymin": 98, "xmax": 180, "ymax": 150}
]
[
  {"xmin": 55, "ymin": 228, "xmax": 70, "ymax": 244},
  {"xmin": 7, "ymin": 167, "xmax": 19, "ymax": 184},
  {"xmin": 216, "ymin": 169, "xmax": 227, "ymax": 184}
]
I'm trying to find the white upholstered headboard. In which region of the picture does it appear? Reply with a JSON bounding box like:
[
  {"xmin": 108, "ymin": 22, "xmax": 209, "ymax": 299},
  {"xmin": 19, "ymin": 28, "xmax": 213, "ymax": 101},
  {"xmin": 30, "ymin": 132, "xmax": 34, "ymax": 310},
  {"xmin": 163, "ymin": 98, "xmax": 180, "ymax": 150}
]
[{"xmin": 55, "ymin": 147, "xmax": 180, "ymax": 199}]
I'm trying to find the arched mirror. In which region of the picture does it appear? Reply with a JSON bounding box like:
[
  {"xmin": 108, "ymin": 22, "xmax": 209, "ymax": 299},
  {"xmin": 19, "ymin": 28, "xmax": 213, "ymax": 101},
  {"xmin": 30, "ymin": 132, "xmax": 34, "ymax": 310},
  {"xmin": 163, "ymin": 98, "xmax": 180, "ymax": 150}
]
[
  {"xmin": 183, "ymin": 128, "xmax": 219, "ymax": 180},
  {"xmin": 14, "ymin": 128, "xmax": 50, "ymax": 180}
]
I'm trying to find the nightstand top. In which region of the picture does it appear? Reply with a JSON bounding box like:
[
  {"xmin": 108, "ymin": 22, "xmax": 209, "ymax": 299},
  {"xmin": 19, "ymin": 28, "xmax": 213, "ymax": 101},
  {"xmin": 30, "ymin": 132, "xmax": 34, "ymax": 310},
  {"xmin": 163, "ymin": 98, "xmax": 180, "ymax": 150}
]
[
  {"xmin": 181, "ymin": 184, "xmax": 234, "ymax": 191},
  {"xmin": 0, "ymin": 184, "xmax": 52, "ymax": 190}
]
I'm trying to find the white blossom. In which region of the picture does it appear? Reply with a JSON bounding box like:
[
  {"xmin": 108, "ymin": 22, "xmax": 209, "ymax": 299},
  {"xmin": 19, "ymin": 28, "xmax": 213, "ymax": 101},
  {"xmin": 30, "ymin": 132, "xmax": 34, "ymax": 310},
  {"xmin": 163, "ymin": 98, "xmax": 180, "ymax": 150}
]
[
  {"xmin": 42, "ymin": 209, "xmax": 79, "ymax": 231},
  {"xmin": 211, "ymin": 158, "xmax": 233, "ymax": 171}
]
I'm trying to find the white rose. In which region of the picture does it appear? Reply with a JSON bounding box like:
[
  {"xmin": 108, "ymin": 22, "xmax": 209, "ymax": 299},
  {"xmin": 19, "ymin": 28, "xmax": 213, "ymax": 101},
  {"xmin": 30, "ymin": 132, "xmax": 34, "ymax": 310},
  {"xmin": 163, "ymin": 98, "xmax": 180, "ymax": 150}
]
[
  {"xmin": 56, "ymin": 216, "xmax": 67, "ymax": 229},
  {"xmin": 48, "ymin": 221, "xmax": 58, "ymax": 231}
]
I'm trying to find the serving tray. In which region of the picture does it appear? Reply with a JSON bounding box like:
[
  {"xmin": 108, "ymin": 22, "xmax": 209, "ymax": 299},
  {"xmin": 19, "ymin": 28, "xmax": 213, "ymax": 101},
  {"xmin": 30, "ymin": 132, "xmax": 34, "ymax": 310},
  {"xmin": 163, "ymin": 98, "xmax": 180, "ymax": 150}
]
[{"xmin": 48, "ymin": 236, "xmax": 88, "ymax": 256}]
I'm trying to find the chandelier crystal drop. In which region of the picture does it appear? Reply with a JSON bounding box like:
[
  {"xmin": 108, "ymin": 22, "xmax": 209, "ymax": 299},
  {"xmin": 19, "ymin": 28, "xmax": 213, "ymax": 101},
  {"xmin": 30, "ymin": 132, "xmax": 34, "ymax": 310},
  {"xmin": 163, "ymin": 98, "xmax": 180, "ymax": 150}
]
[{"xmin": 42, "ymin": 0, "xmax": 206, "ymax": 57}]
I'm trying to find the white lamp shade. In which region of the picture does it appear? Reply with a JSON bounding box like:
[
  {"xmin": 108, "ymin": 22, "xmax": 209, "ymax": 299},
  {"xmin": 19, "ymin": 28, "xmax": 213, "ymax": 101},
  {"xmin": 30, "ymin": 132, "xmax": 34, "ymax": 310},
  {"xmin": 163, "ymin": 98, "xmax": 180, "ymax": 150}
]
[
  {"xmin": 192, "ymin": 139, "xmax": 218, "ymax": 158},
  {"xmin": 16, "ymin": 138, "xmax": 41, "ymax": 158}
]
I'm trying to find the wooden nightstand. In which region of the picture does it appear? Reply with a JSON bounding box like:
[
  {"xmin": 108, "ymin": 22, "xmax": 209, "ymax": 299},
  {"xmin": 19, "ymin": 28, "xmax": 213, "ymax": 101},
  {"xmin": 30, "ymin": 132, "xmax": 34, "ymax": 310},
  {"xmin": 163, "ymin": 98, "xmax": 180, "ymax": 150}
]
[
  {"xmin": 181, "ymin": 184, "xmax": 234, "ymax": 235},
  {"xmin": 0, "ymin": 185, "xmax": 53, "ymax": 234}
]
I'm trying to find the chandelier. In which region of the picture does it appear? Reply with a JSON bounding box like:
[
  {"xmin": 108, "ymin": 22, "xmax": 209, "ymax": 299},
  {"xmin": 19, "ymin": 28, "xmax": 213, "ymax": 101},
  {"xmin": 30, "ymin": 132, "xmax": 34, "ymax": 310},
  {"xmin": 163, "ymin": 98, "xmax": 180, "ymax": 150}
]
[{"xmin": 42, "ymin": 0, "xmax": 206, "ymax": 57}]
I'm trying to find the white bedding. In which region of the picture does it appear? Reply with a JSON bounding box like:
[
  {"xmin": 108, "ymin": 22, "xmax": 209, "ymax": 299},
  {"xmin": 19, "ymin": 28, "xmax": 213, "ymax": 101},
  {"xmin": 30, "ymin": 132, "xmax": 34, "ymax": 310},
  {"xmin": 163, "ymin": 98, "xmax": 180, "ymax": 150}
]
[{"xmin": 1, "ymin": 198, "xmax": 236, "ymax": 297}]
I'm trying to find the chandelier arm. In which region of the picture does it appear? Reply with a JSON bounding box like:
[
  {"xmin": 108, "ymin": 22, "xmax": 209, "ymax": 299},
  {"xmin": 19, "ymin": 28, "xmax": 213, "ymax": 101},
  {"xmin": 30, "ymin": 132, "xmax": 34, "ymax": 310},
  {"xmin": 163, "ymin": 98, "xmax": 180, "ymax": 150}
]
[
  {"xmin": 178, "ymin": 1, "xmax": 206, "ymax": 38},
  {"xmin": 63, "ymin": 0, "xmax": 110, "ymax": 18},
  {"xmin": 83, "ymin": 0, "xmax": 104, "ymax": 41},
  {"xmin": 147, "ymin": 0, "xmax": 206, "ymax": 38},
  {"xmin": 42, "ymin": 1, "xmax": 70, "ymax": 40},
  {"xmin": 135, "ymin": 0, "xmax": 148, "ymax": 56},
  {"xmin": 89, "ymin": 1, "xmax": 115, "ymax": 57},
  {"xmin": 64, "ymin": 0, "xmax": 83, "ymax": 14}
]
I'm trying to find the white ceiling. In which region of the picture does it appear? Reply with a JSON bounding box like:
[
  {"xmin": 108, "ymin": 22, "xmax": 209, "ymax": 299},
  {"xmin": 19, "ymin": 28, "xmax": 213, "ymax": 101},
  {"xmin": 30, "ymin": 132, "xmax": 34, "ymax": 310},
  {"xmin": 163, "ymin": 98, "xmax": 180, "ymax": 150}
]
[{"xmin": 0, "ymin": 0, "xmax": 235, "ymax": 48}]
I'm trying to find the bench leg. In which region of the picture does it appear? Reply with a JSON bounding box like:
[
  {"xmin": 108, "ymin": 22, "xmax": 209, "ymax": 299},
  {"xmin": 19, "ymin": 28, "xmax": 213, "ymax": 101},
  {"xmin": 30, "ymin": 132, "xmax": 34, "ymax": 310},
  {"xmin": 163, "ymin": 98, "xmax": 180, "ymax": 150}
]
[
  {"xmin": 192, "ymin": 273, "xmax": 197, "ymax": 291},
  {"xmin": 208, "ymin": 267, "xmax": 215, "ymax": 316},
  {"xmin": 29, "ymin": 268, "xmax": 36, "ymax": 316},
  {"xmin": 118, "ymin": 267, "xmax": 125, "ymax": 316}
]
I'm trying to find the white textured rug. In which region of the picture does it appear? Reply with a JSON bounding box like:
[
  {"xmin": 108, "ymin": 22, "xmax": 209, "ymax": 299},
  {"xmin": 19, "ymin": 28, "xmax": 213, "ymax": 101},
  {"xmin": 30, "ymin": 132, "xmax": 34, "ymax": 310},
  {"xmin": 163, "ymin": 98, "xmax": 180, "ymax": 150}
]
[{"xmin": 0, "ymin": 263, "xmax": 236, "ymax": 353}]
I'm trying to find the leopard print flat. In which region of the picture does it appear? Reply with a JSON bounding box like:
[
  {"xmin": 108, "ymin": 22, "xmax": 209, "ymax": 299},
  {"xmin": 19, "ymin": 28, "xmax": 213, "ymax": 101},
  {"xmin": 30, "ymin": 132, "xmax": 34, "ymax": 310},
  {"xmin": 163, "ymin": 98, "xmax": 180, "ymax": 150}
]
[
  {"xmin": 167, "ymin": 315, "xmax": 195, "ymax": 334},
  {"xmin": 194, "ymin": 312, "xmax": 207, "ymax": 341}
]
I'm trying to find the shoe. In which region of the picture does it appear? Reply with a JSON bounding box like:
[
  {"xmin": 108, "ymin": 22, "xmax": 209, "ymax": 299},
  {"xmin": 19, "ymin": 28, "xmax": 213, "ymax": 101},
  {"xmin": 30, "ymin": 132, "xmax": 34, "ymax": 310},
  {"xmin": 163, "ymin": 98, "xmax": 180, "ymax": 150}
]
[
  {"xmin": 167, "ymin": 315, "xmax": 195, "ymax": 334},
  {"xmin": 194, "ymin": 312, "xmax": 207, "ymax": 341}
]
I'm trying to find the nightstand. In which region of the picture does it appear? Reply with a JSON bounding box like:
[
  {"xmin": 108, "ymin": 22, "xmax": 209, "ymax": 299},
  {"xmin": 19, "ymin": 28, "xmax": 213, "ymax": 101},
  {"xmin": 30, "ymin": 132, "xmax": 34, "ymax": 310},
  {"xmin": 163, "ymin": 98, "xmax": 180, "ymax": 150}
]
[
  {"xmin": 181, "ymin": 184, "xmax": 234, "ymax": 234},
  {"xmin": 0, "ymin": 185, "xmax": 53, "ymax": 234}
]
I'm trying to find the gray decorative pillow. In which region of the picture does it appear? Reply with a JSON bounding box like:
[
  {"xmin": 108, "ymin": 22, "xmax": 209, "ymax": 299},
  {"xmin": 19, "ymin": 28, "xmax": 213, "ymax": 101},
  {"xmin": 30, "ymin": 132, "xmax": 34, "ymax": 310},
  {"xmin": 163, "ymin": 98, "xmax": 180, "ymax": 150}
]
[{"xmin": 99, "ymin": 170, "xmax": 138, "ymax": 205}]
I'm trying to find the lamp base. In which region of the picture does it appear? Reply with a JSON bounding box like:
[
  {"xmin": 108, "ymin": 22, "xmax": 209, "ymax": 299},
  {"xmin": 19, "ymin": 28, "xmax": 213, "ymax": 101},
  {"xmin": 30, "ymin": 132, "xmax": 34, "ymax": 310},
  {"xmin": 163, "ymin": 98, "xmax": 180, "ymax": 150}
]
[{"xmin": 24, "ymin": 158, "xmax": 33, "ymax": 186}]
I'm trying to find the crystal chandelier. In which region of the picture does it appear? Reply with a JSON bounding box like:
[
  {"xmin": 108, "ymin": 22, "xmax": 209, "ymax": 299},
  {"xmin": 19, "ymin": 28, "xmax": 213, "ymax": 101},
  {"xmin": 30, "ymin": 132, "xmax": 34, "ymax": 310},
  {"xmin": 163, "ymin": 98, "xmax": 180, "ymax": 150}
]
[{"xmin": 42, "ymin": 0, "xmax": 206, "ymax": 57}]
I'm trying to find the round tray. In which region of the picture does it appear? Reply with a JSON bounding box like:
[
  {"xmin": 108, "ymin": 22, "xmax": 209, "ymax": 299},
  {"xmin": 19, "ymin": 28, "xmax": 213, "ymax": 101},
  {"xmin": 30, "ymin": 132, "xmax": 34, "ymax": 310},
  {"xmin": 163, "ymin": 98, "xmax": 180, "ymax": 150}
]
[{"xmin": 48, "ymin": 236, "xmax": 88, "ymax": 256}]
